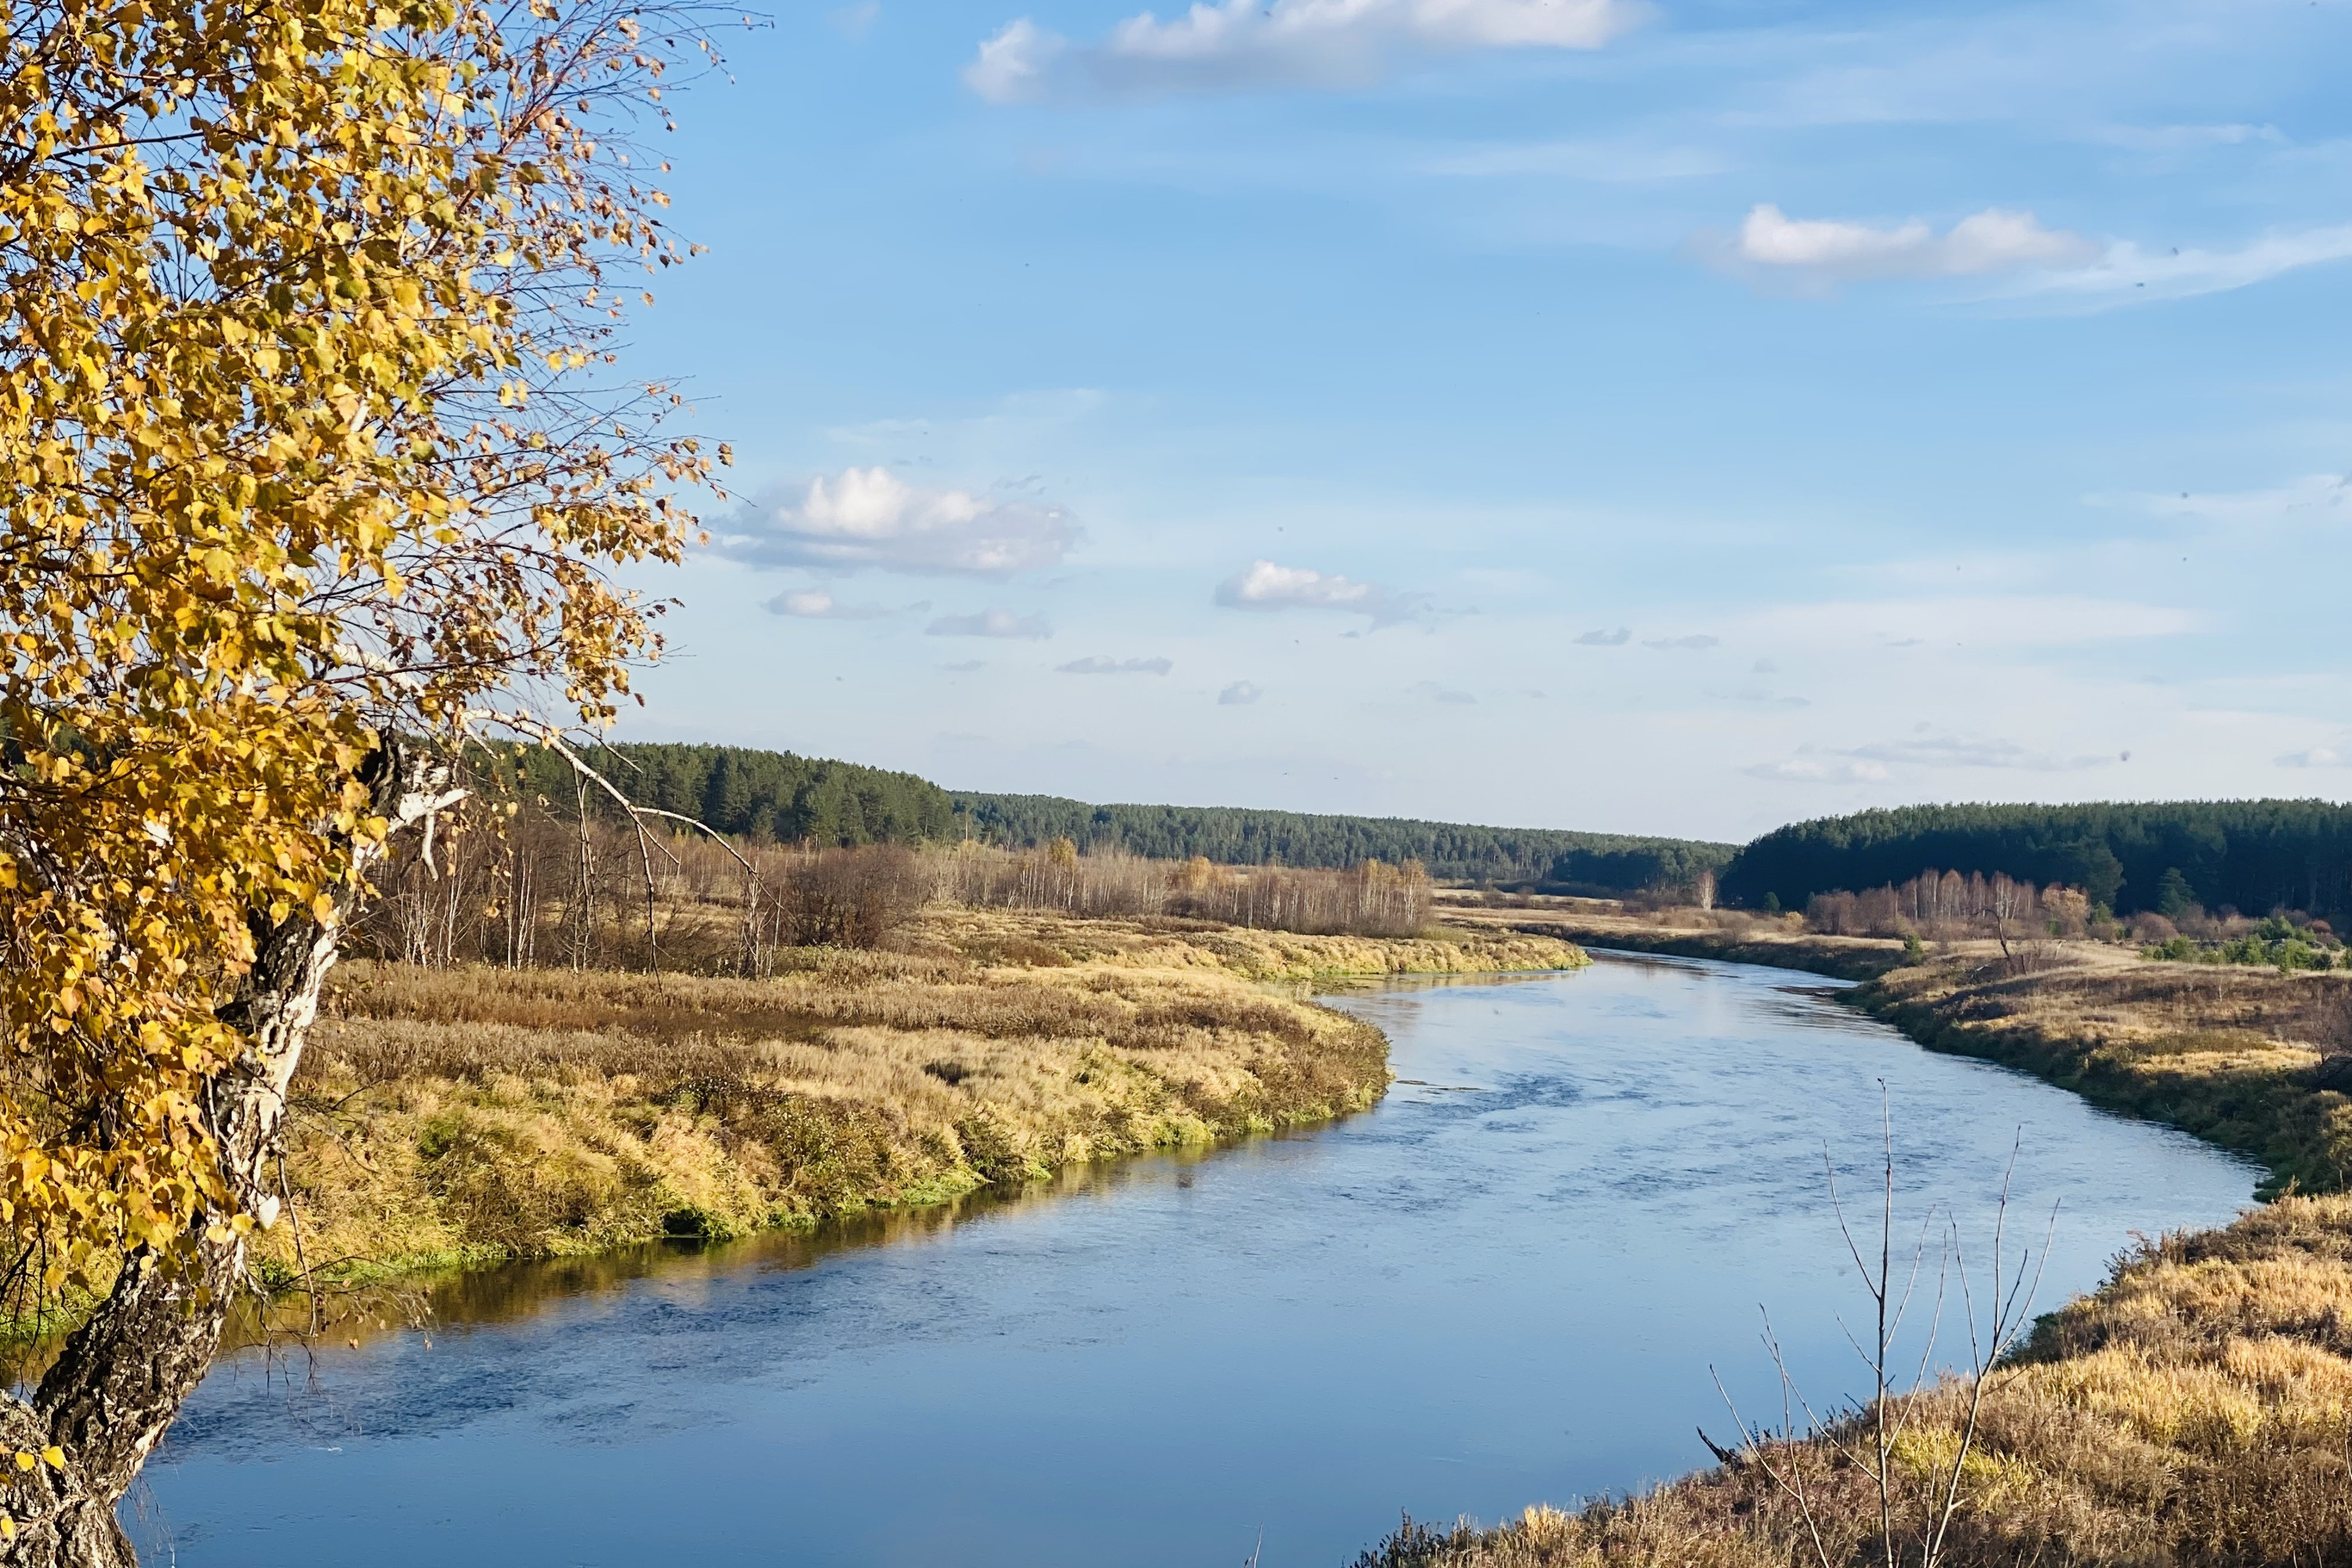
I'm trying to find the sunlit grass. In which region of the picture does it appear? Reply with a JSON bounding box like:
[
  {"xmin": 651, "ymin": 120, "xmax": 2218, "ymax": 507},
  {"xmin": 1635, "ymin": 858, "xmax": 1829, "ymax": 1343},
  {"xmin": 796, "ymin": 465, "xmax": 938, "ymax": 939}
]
[{"xmin": 263, "ymin": 907, "xmax": 1585, "ymax": 1284}]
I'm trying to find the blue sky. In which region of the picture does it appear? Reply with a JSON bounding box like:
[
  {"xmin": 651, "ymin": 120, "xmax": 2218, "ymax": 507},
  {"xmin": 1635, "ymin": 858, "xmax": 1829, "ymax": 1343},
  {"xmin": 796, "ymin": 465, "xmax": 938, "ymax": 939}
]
[{"xmin": 607, "ymin": 0, "xmax": 2352, "ymax": 842}]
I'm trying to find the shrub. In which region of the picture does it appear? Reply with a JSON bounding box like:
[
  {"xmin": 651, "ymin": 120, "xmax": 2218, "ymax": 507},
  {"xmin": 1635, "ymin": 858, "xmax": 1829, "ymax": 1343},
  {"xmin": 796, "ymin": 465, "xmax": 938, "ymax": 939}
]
[{"xmin": 768, "ymin": 844, "xmax": 925, "ymax": 949}]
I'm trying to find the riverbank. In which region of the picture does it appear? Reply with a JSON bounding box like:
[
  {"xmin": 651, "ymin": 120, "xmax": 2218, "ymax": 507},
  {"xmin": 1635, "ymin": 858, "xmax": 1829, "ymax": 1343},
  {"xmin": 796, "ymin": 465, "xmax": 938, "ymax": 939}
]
[
  {"xmin": 1853, "ymin": 952, "xmax": 2352, "ymax": 1200},
  {"xmin": 1436, "ymin": 903, "xmax": 1909, "ymax": 982},
  {"xmin": 1368, "ymin": 944, "xmax": 2352, "ymax": 1566},
  {"xmin": 268, "ymin": 909, "xmax": 1588, "ymax": 1286}
]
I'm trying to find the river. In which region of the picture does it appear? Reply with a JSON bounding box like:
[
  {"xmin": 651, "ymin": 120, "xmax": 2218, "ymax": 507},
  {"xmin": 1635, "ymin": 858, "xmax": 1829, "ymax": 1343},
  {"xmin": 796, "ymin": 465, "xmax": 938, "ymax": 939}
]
[{"xmin": 126, "ymin": 954, "xmax": 2261, "ymax": 1566}]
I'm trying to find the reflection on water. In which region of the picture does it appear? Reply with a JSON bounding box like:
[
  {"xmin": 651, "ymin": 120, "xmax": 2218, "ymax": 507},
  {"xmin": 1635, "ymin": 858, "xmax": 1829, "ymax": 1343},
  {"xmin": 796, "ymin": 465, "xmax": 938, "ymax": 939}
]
[
  {"xmin": 129, "ymin": 955, "xmax": 2259, "ymax": 1566},
  {"xmin": 213, "ymin": 1156, "xmax": 1194, "ymax": 1363}
]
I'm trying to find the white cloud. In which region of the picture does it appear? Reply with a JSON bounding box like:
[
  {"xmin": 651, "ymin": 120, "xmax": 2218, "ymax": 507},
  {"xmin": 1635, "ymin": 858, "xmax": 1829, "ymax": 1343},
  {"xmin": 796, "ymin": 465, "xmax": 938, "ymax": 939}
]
[
  {"xmin": 2279, "ymin": 741, "xmax": 2352, "ymax": 769},
  {"xmin": 1724, "ymin": 208, "xmax": 2352, "ymax": 311},
  {"xmin": 713, "ymin": 468, "xmax": 1080, "ymax": 577},
  {"xmin": 1745, "ymin": 754, "xmax": 1891, "ymax": 784},
  {"xmin": 2020, "ymin": 223, "xmax": 2352, "ymax": 307},
  {"xmin": 1218, "ymin": 680, "xmax": 1264, "ymax": 706},
  {"xmin": 1214, "ymin": 560, "xmax": 1425, "ymax": 626},
  {"xmin": 1727, "ymin": 204, "xmax": 2098, "ymax": 281},
  {"xmin": 1645, "ymin": 633, "xmax": 1719, "ymax": 651},
  {"xmin": 1058, "ymin": 655, "xmax": 1174, "ymax": 675},
  {"xmin": 828, "ymin": 0, "xmax": 880, "ymax": 39},
  {"xmin": 768, "ymin": 590, "xmax": 891, "ymax": 620},
  {"xmin": 968, "ymin": 19, "xmax": 1061, "ymax": 103},
  {"xmin": 926, "ymin": 609, "xmax": 1053, "ymax": 639},
  {"xmin": 1846, "ymin": 733, "xmax": 2122, "ymax": 771},
  {"xmin": 1574, "ymin": 626, "xmax": 1631, "ymax": 646},
  {"xmin": 1751, "ymin": 731, "xmax": 2127, "ymax": 782},
  {"xmin": 1410, "ymin": 680, "xmax": 1477, "ymax": 705},
  {"xmin": 938, "ymin": 659, "xmax": 986, "ymax": 672},
  {"xmin": 967, "ymin": 0, "xmax": 1649, "ymax": 103}
]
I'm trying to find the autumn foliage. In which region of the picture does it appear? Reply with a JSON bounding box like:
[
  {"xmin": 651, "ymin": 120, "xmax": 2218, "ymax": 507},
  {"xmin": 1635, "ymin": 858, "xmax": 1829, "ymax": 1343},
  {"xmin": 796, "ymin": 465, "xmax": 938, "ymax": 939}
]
[
  {"xmin": 0, "ymin": 0, "xmax": 724, "ymax": 1292},
  {"xmin": 0, "ymin": 0, "xmax": 726, "ymax": 1548}
]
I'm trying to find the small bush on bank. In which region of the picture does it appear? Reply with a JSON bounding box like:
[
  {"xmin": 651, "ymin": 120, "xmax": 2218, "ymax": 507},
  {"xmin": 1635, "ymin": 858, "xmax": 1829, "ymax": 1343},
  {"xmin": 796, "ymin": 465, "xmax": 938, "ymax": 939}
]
[{"xmin": 2143, "ymin": 921, "xmax": 2342, "ymax": 971}]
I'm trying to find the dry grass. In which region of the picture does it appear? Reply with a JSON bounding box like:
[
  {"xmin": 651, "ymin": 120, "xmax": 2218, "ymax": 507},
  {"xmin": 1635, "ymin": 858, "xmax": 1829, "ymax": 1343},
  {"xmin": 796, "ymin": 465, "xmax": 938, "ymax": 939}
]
[
  {"xmin": 1859, "ymin": 952, "xmax": 2352, "ymax": 1198},
  {"xmin": 262, "ymin": 908, "xmax": 1586, "ymax": 1282},
  {"xmin": 1439, "ymin": 902, "xmax": 1911, "ymax": 982}
]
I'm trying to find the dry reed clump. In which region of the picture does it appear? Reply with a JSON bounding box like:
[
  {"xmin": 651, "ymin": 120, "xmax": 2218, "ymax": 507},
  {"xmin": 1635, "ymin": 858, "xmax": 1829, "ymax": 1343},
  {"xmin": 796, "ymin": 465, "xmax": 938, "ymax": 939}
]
[
  {"xmin": 265, "ymin": 908, "xmax": 1584, "ymax": 1280},
  {"xmin": 1349, "ymin": 1470, "xmax": 1875, "ymax": 1568}
]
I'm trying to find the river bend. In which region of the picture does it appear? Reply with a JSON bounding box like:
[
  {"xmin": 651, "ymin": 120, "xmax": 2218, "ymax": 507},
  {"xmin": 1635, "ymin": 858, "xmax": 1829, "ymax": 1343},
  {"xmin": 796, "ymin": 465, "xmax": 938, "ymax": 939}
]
[{"xmin": 128, "ymin": 955, "xmax": 2259, "ymax": 1566}]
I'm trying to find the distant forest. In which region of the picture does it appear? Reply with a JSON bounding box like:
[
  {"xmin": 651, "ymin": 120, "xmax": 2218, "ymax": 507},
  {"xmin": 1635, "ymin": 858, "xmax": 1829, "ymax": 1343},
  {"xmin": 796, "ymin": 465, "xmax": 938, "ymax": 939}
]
[
  {"xmin": 506, "ymin": 742, "xmax": 1730, "ymax": 889},
  {"xmin": 514, "ymin": 743, "xmax": 958, "ymax": 847},
  {"xmin": 499, "ymin": 748, "xmax": 2352, "ymax": 919},
  {"xmin": 1722, "ymin": 801, "xmax": 2352, "ymax": 920},
  {"xmin": 951, "ymin": 792, "xmax": 1735, "ymax": 886}
]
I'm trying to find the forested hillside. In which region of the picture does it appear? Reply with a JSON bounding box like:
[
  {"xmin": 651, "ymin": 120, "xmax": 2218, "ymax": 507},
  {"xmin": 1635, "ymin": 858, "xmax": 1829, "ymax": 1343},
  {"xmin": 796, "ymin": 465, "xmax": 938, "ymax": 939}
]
[
  {"xmin": 950, "ymin": 791, "xmax": 1733, "ymax": 886},
  {"xmin": 1722, "ymin": 800, "xmax": 2352, "ymax": 920},
  {"xmin": 502, "ymin": 742, "xmax": 1730, "ymax": 887},
  {"xmin": 515, "ymin": 743, "xmax": 958, "ymax": 846}
]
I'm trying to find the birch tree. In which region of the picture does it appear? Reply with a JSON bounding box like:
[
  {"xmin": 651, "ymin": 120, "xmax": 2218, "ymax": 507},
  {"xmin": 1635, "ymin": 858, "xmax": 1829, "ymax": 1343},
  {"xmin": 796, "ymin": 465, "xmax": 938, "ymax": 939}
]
[{"xmin": 0, "ymin": 0, "xmax": 722, "ymax": 1555}]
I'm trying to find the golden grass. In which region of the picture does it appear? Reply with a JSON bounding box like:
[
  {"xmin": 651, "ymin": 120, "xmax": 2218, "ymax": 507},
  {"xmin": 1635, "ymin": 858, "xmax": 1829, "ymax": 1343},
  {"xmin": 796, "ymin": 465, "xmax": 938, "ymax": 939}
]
[
  {"xmin": 1437, "ymin": 902, "xmax": 1910, "ymax": 982},
  {"xmin": 263, "ymin": 908, "xmax": 1586, "ymax": 1282},
  {"xmin": 1857, "ymin": 951, "xmax": 2352, "ymax": 1196}
]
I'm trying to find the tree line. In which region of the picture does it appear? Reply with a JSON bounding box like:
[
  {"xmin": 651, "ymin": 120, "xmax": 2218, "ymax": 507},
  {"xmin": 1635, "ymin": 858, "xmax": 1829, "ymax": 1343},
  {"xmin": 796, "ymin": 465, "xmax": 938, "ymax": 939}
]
[
  {"xmin": 1723, "ymin": 800, "xmax": 2352, "ymax": 921},
  {"xmin": 1805, "ymin": 869, "xmax": 2092, "ymax": 941},
  {"xmin": 492, "ymin": 743, "xmax": 1737, "ymax": 891},
  {"xmin": 350, "ymin": 809, "xmax": 1441, "ymax": 975},
  {"xmin": 512, "ymin": 742, "xmax": 959, "ymax": 847},
  {"xmin": 949, "ymin": 790, "xmax": 1732, "ymax": 887},
  {"xmin": 512, "ymin": 751, "xmax": 2352, "ymax": 926},
  {"xmin": 934, "ymin": 843, "xmax": 1434, "ymax": 937}
]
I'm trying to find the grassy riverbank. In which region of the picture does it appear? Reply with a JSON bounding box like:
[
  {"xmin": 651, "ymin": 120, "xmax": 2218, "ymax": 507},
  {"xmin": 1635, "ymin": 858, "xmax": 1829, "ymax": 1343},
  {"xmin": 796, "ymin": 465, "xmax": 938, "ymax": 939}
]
[
  {"xmin": 265, "ymin": 909, "xmax": 1586, "ymax": 1285},
  {"xmin": 1854, "ymin": 953, "xmax": 2352, "ymax": 1200},
  {"xmin": 1436, "ymin": 900, "xmax": 1910, "ymax": 982},
  {"xmin": 1358, "ymin": 942, "xmax": 2352, "ymax": 1567}
]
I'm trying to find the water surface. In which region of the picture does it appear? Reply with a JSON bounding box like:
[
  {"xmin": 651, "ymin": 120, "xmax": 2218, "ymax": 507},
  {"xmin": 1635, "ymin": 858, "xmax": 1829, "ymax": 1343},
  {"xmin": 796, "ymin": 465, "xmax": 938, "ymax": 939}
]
[{"xmin": 129, "ymin": 955, "xmax": 2259, "ymax": 1565}]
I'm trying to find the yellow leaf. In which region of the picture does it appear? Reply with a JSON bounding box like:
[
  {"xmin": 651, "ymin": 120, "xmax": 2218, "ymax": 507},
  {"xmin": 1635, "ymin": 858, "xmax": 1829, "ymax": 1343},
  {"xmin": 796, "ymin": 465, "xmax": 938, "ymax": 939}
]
[{"xmin": 0, "ymin": 0, "xmax": 705, "ymax": 1504}]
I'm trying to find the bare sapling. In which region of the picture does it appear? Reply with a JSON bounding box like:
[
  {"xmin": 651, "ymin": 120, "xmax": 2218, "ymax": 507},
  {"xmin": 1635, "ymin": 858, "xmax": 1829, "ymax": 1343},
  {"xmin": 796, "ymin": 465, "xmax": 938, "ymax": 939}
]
[{"xmin": 1711, "ymin": 1083, "xmax": 2057, "ymax": 1568}]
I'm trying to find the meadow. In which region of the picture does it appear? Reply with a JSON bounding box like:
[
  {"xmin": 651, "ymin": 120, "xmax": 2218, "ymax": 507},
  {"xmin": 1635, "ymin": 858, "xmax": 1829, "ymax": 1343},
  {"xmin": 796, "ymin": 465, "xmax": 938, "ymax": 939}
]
[
  {"xmin": 252, "ymin": 851, "xmax": 2352, "ymax": 1563},
  {"xmin": 263, "ymin": 907, "xmax": 1587, "ymax": 1285}
]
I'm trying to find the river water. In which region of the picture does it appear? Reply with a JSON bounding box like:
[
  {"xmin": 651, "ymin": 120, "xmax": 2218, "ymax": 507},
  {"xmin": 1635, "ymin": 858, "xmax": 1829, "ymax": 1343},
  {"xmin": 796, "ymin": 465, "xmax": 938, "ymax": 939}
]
[{"xmin": 127, "ymin": 954, "xmax": 2259, "ymax": 1566}]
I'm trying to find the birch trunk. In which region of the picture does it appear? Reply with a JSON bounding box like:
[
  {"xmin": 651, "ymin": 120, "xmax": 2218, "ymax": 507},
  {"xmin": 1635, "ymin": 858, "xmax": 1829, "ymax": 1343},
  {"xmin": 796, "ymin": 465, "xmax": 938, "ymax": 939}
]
[{"xmin": 0, "ymin": 743, "xmax": 463, "ymax": 1566}]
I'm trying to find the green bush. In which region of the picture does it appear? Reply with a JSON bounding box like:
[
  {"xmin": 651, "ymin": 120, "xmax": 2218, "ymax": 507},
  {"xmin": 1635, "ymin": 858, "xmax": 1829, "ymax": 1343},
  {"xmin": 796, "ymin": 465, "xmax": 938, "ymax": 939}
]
[{"xmin": 2142, "ymin": 933, "xmax": 2336, "ymax": 971}]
